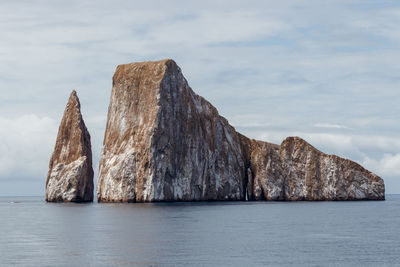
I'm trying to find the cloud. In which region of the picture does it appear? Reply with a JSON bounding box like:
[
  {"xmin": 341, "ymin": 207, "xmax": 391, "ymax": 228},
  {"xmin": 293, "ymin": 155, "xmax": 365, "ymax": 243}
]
[
  {"xmin": 314, "ymin": 123, "xmax": 351, "ymax": 130},
  {"xmin": 0, "ymin": 110, "xmax": 106, "ymax": 197},
  {"xmin": 146, "ymin": 10, "xmax": 289, "ymax": 47},
  {"xmin": 363, "ymin": 153, "xmax": 400, "ymax": 177},
  {"xmin": 0, "ymin": 114, "xmax": 57, "ymax": 180}
]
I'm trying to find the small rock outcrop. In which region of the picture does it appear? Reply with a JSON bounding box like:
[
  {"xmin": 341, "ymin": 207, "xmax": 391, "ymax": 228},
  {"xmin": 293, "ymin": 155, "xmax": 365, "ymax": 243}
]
[
  {"xmin": 97, "ymin": 59, "xmax": 385, "ymax": 202},
  {"xmin": 46, "ymin": 90, "xmax": 94, "ymax": 202}
]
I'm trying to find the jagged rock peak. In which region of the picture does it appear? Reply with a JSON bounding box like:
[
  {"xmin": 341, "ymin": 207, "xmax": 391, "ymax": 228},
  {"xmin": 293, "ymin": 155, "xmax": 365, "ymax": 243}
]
[
  {"xmin": 46, "ymin": 90, "xmax": 94, "ymax": 202},
  {"xmin": 97, "ymin": 59, "xmax": 385, "ymax": 202}
]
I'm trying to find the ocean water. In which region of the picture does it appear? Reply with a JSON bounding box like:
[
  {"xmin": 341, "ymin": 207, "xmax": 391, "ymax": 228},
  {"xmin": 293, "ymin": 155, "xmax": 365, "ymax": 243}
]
[{"xmin": 0, "ymin": 196, "xmax": 399, "ymax": 267}]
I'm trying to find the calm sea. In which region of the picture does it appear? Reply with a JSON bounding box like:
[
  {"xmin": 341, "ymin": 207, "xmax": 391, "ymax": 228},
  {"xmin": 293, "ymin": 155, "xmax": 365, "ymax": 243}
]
[{"xmin": 0, "ymin": 195, "xmax": 399, "ymax": 267}]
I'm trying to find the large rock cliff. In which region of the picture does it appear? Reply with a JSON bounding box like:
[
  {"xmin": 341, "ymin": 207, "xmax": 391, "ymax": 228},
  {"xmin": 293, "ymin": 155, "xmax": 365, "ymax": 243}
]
[
  {"xmin": 97, "ymin": 59, "xmax": 385, "ymax": 202},
  {"xmin": 97, "ymin": 60, "xmax": 246, "ymax": 202},
  {"xmin": 46, "ymin": 90, "xmax": 94, "ymax": 202}
]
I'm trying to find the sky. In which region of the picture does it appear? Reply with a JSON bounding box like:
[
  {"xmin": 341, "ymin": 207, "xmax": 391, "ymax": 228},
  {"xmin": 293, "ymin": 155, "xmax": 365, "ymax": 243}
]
[{"xmin": 0, "ymin": 0, "xmax": 399, "ymax": 195}]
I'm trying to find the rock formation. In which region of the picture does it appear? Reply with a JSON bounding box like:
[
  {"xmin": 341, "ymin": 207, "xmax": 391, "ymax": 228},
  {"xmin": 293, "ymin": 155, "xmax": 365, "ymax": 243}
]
[
  {"xmin": 97, "ymin": 59, "xmax": 385, "ymax": 202},
  {"xmin": 242, "ymin": 137, "xmax": 385, "ymax": 201},
  {"xmin": 279, "ymin": 137, "xmax": 384, "ymax": 200},
  {"xmin": 243, "ymin": 139, "xmax": 287, "ymax": 201},
  {"xmin": 46, "ymin": 90, "xmax": 94, "ymax": 202}
]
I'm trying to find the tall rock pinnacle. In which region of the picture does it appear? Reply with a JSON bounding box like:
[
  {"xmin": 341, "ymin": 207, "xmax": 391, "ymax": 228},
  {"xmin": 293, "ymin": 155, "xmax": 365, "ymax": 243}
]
[
  {"xmin": 97, "ymin": 59, "xmax": 385, "ymax": 202},
  {"xmin": 46, "ymin": 90, "xmax": 94, "ymax": 202}
]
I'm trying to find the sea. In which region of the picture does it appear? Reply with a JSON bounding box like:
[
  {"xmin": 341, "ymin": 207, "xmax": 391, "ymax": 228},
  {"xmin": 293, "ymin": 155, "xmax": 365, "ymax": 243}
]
[{"xmin": 0, "ymin": 195, "xmax": 399, "ymax": 267}]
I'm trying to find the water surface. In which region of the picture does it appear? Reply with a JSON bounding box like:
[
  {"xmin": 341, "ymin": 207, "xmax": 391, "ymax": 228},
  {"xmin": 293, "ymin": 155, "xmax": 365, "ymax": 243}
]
[{"xmin": 1, "ymin": 195, "xmax": 399, "ymax": 266}]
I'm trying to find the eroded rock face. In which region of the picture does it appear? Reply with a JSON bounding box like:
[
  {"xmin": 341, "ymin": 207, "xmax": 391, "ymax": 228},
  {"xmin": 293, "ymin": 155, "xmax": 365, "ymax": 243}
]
[
  {"xmin": 97, "ymin": 59, "xmax": 385, "ymax": 202},
  {"xmin": 46, "ymin": 90, "xmax": 94, "ymax": 202},
  {"xmin": 97, "ymin": 60, "xmax": 246, "ymax": 202},
  {"xmin": 245, "ymin": 140, "xmax": 286, "ymax": 201},
  {"xmin": 279, "ymin": 137, "xmax": 385, "ymax": 200}
]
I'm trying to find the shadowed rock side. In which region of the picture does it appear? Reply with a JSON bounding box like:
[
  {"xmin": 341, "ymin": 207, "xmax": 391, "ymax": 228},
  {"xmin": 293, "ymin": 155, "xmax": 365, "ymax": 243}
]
[
  {"xmin": 46, "ymin": 90, "xmax": 94, "ymax": 202},
  {"xmin": 244, "ymin": 139, "xmax": 286, "ymax": 201},
  {"xmin": 97, "ymin": 59, "xmax": 385, "ymax": 202}
]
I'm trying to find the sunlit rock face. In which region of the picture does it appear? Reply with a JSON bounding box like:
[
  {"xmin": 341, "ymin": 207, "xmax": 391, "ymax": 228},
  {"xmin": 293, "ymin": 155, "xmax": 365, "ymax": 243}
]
[
  {"xmin": 97, "ymin": 60, "xmax": 247, "ymax": 202},
  {"xmin": 97, "ymin": 59, "xmax": 385, "ymax": 202},
  {"xmin": 46, "ymin": 90, "xmax": 94, "ymax": 202}
]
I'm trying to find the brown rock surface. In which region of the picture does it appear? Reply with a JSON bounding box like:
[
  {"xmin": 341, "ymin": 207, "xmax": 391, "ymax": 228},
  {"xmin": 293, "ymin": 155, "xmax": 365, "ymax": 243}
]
[
  {"xmin": 97, "ymin": 59, "xmax": 385, "ymax": 202},
  {"xmin": 46, "ymin": 90, "xmax": 94, "ymax": 202},
  {"xmin": 244, "ymin": 139, "xmax": 286, "ymax": 201},
  {"xmin": 279, "ymin": 137, "xmax": 385, "ymax": 200},
  {"xmin": 97, "ymin": 60, "xmax": 246, "ymax": 202}
]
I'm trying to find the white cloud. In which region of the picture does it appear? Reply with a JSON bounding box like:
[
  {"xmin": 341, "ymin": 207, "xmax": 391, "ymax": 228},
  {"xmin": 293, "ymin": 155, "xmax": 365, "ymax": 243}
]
[
  {"xmin": 363, "ymin": 153, "xmax": 400, "ymax": 177},
  {"xmin": 0, "ymin": 111, "xmax": 106, "ymax": 196},
  {"xmin": 145, "ymin": 10, "xmax": 289, "ymax": 46},
  {"xmin": 0, "ymin": 114, "xmax": 57, "ymax": 180},
  {"xmin": 314, "ymin": 123, "xmax": 350, "ymax": 129}
]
